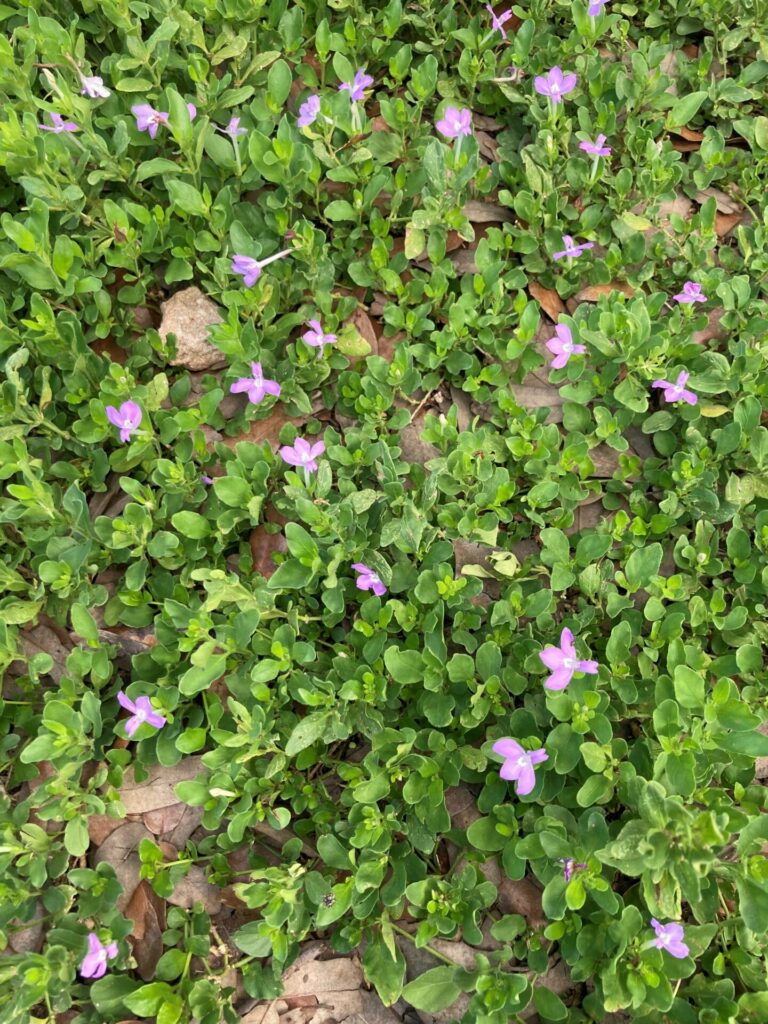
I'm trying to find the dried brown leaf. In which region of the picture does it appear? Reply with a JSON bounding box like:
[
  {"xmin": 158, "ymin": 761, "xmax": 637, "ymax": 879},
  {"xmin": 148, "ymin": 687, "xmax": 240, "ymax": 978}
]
[
  {"xmin": 93, "ymin": 821, "xmax": 152, "ymax": 910},
  {"xmin": 124, "ymin": 880, "xmax": 165, "ymax": 980},
  {"xmin": 461, "ymin": 199, "xmax": 510, "ymax": 223},
  {"xmin": 715, "ymin": 211, "xmax": 744, "ymax": 237},
  {"xmin": 529, "ymin": 281, "xmax": 566, "ymax": 321},
  {"xmin": 250, "ymin": 524, "xmax": 288, "ymax": 579},
  {"xmin": 695, "ymin": 187, "xmax": 741, "ymax": 214},
  {"xmin": 497, "ymin": 875, "xmax": 546, "ymax": 928},
  {"xmin": 117, "ymin": 757, "xmax": 206, "ymax": 815},
  {"xmin": 575, "ymin": 282, "xmax": 636, "ymax": 302}
]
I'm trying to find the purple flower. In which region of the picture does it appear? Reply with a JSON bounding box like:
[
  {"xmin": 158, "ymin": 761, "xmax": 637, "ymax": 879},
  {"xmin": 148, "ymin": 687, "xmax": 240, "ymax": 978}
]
[
  {"xmin": 131, "ymin": 103, "xmax": 169, "ymax": 139},
  {"xmin": 485, "ymin": 4, "xmax": 514, "ymax": 39},
  {"xmin": 545, "ymin": 323, "xmax": 586, "ymax": 369},
  {"xmin": 117, "ymin": 691, "xmax": 166, "ymax": 738},
  {"xmin": 673, "ymin": 281, "xmax": 707, "ymax": 304},
  {"xmin": 579, "ymin": 133, "xmax": 611, "ymax": 157},
  {"xmin": 80, "ymin": 933, "xmax": 119, "ymax": 979},
  {"xmin": 231, "ymin": 248, "xmax": 292, "ymax": 287},
  {"xmin": 651, "ymin": 370, "xmax": 697, "ymax": 406},
  {"xmin": 105, "ymin": 400, "xmax": 142, "ymax": 443},
  {"xmin": 650, "ymin": 919, "xmax": 689, "ymax": 959},
  {"xmin": 80, "ymin": 75, "xmax": 111, "ymax": 99},
  {"xmin": 492, "ymin": 738, "xmax": 548, "ymax": 796},
  {"xmin": 202, "ymin": 474, "xmax": 214, "ymax": 485},
  {"xmin": 533, "ymin": 66, "xmax": 578, "ymax": 105},
  {"xmin": 187, "ymin": 102, "xmax": 197, "ymax": 120},
  {"xmin": 218, "ymin": 116, "xmax": 247, "ymax": 139},
  {"xmin": 39, "ymin": 113, "xmax": 79, "ymax": 133},
  {"xmin": 539, "ymin": 627, "xmax": 599, "ymax": 691},
  {"xmin": 229, "ymin": 361, "xmax": 281, "ymax": 405},
  {"xmin": 436, "ymin": 106, "xmax": 472, "ymax": 139},
  {"xmin": 552, "ymin": 235, "xmax": 594, "ymax": 261},
  {"xmin": 588, "ymin": 0, "xmax": 609, "ymax": 14},
  {"xmin": 351, "ymin": 563, "xmax": 386, "ymax": 597},
  {"xmin": 298, "ymin": 95, "xmax": 321, "ymax": 128},
  {"xmin": 339, "ymin": 69, "xmax": 374, "ymax": 102},
  {"xmin": 280, "ymin": 437, "xmax": 326, "ymax": 474},
  {"xmin": 302, "ymin": 319, "xmax": 337, "ymax": 359},
  {"xmin": 560, "ymin": 858, "xmax": 587, "ymax": 882}
]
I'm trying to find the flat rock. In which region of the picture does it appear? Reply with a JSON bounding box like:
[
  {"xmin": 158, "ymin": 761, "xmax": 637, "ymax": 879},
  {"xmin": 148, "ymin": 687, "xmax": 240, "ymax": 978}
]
[{"xmin": 159, "ymin": 286, "xmax": 227, "ymax": 371}]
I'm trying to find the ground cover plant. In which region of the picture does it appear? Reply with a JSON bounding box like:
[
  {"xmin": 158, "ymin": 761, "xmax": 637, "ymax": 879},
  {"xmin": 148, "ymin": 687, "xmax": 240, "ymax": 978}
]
[{"xmin": 1, "ymin": 0, "xmax": 768, "ymax": 1021}]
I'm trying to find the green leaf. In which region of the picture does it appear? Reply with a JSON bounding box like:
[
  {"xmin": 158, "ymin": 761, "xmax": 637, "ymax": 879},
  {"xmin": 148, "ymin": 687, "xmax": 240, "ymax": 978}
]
[
  {"xmin": 402, "ymin": 967, "xmax": 463, "ymax": 1012},
  {"xmin": 124, "ymin": 982, "xmax": 181, "ymax": 1018},
  {"xmin": 673, "ymin": 665, "xmax": 705, "ymax": 709},
  {"xmin": 64, "ymin": 816, "xmax": 89, "ymax": 856},
  {"xmin": 284, "ymin": 522, "xmax": 319, "ymax": 563},
  {"xmin": 213, "ymin": 476, "xmax": 252, "ymax": 507},
  {"xmin": 324, "ymin": 200, "xmax": 357, "ymax": 222},
  {"xmin": 267, "ymin": 58, "xmax": 293, "ymax": 107},
  {"xmin": 285, "ymin": 712, "xmax": 330, "ymax": 756},
  {"xmin": 666, "ymin": 91, "xmax": 708, "ymax": 128},
  {"xmin": 171, "ymin": 511, "xmax": 211, "ymax": 539},
  {"xmin": 71, "ymin": 603, "xmax": 99, "ymax": 645},
  {"xmin": 384, "ymin": 646, "xmax": 423, "ymax": 683},
  {"xmin": 167, "ymin": 179, "xmax": 209, "ymax": 217},
  {"xmin": 737, "ymin": 876, "xmax": 768, "ymax": 933},
  {"xmin": 624, "ymin": 543, "xmax": 663, "ymax": 588},
  {"xmin": 178, "ymin": 653, "xmax": 227, "ymax": 695},
  {"xmin": 266, "ymin": 559, "xmax": 314, "ymax": 589},
  {"xmin": 362, "ymin": 931, "xmax": 406, "ymax": 1005}
]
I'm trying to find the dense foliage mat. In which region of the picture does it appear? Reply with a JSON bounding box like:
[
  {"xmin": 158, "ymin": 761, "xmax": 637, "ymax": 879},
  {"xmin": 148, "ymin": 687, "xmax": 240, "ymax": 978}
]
[{"xmin": 2, "ymin": 1, "xmax": 768, "ymax": 1022}]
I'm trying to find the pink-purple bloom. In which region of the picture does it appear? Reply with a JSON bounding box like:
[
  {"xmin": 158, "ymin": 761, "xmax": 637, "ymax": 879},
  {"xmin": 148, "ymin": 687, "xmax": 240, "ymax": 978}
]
[
  {"xmin": 280, "ymin": 437, "xmax": 326, "ymax": 474},
  {"xmin": 539, "ymin": 628, "xmax": 598, "ymax": 691},
  {"xmin": 80, "ymin": 933, "xmax": 118, "ymax": 979},
  {"xmin": 39, "ymin": 113, "xmax": 79, "ymax": 133},
  {"xmin": 588, "ymin": 0, "xmax": 610, "ymax": 14},
  {"xmin": 673, "ymin": 281, "xmax": 707, "ymax": 304},
  {"xmin": 202, "ymin": 474, "xmax": 214, "ymax": 485},
  {"xmin": 552, "ymin": 235, "xmax": 594, "ymax": 261},
  {"xmin": 116, "ymin": 691, "xmax": 167, "ymax": 738},
  {"xmin": 436, "ymin": 106, "xmax": 472, "ymax": 139},
  {"xmin": 560, "ymin": 858, "xmax": 587, "ymax": 882},
  {"xmin": 579, "ymin": 133, "xmax": 611, "ymax": 157},
  {"xmin": 485, "ymin": 4, "xmax": 514, "ymax": 39},
  {"xmin": 650, "ymin": 919, "xmax": 689, "ymax": 959},
  {"xmin": 218, "ymin": 116, "xmax": 247, "ymax": 139},
  {"xmin": 229, "ymin": 362, "xmax": 281, "ymax": 405},
  {"xmin": 492, "ymin": 738, "xmax": 548, "ymax": 796},
  {"xmin": 105, "ymin": 400, "xmax": 142, "ymax": 443},
  {"xmin": 351, "ymin": 563, "xmax": 386, "ymax": 597},
  {"xmin": 545, "ymin": 323, "xmax": 586, "ymax": 369},
  {"xmin": 298, "ymin": 95, "xmax": 321, "ymax": 128},
  {"xmin": 302, "ymin": 319, "xmax": 337, "ymax": 359},
  {"xmin": 187, "ymin": 102, "xmax": 197, "ymax": 120},
  {"xmin": 339, "ymin": 69, "xmax": 374, "ymax": 102},
  {"xmin": 131, "ymin": 103, "xmax": 169, "ymax": 139},
  {"xmin": 80, "ymin": 75, "xmax": 111, "ymax": 99},
  {"xmin": 231, "ymin": 249, "xmax": 292, "ymax": 287},
  {"xmin": 534, "ymin": 66, "xmax": 577, "ymax": 105},
  {"xmin": 651, "ymin": 371, "xmax": 697, "ymax": 406}
]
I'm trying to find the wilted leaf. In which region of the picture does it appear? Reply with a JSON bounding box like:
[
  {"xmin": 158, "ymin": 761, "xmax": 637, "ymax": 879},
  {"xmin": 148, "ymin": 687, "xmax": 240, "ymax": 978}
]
[{"xmin": 529, "ymin": 281, "xmax": 566, "ymax": 321}]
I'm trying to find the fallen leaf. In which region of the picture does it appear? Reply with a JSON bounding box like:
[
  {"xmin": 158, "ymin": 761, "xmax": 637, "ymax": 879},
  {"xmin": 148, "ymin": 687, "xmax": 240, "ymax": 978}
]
[
  {"xmin": 117, "ymin": 756, "xmax": 206, "ymax": 815},
  {"xmin": 475, "ymin": 129, "xmax": 500, "ymax": 163},
  {"xmin": 93, "ymin": 821, "xmax": 152, "ymax": 910},
  {"xmin": 529, "ymin": 281, "xmax": 566, "ymax": 321},
  {"xmin": 461, "ymin": 199, "xmax": 510, "ymax": 223},
  {"xmin": 124, "ymin": 879, "xmax": 165, "ymax": 980},
  {"xmin": 250, "ymin": 523, "xmax": 289, "ymax": 579},
  {"xmin": 715, "ymin": 211, "xmax": 744, "ymax": 237},
  {"xmin": 166, "ymin": 864, "xmax": 222, "ymax": 915},
  {"xmin": 575, "ymin": 282, "xmax": 636, "ymax": 302},
  {"xmin": 672, "ymin": 126, "xmax": 704, "ymax": 141},
  {"xmin": 693, "ymin": 306, "xmax": 727, "ymax": 345},
  {"xmin": 695, "ymin": 187, "xmax": 741, "ymax": 214},
  {"xmin": 220, "ymin": 399, "xmax": 325, "ymax": 451},
  {"xmin": 497, "ymin": 875, "xmax": 546, "ymax": 928}
]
